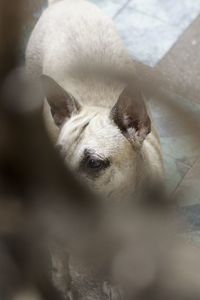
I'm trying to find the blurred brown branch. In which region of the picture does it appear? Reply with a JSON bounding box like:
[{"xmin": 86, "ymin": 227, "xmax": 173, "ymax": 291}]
[
  {"xmin": 0, "ymin": 1, "xmax": 200, "ymax": 300},
  {"xmin": 0, "ymin": 0, "xmax": 27, "ymax": 81},
  {"xmin": 0, "ymin": 1, "xmax": 98, "ymax": 299}
]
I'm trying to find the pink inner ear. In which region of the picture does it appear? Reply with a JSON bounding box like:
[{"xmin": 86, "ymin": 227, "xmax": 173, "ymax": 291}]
[
  {"xmin": 51, "ymin": 105, "xmax": 70, "ymax": 127},
  {"xmin": 41, "ymin": 74, "xmax": 81, "ymax": 127},
  {"xmin": 111, "ymin": 86, "xmax": 151, "ymax": 144},
  {"xmin": 123, "ymin": 114, "xmax": 140, "ymax": 132}
]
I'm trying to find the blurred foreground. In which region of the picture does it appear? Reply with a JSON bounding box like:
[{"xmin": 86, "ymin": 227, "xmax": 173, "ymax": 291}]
[{"xmin": 1, "ymin": 1, "xmax": 200, "ymax": 300}]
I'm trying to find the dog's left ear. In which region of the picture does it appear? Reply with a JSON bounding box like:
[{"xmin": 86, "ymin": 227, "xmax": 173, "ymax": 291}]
[
  {"xmin": 110, "ymin": 85, "xmax": 151, "ymax": 145},
  {"xmin": 41, "ymin": 75, "xmax": 81, "ymax": 127}
]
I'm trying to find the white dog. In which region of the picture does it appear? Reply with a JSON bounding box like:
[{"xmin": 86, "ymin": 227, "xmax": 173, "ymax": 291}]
[{"xmin": 26, "ymin": 0, "xmax": 164, "ymax": 201}]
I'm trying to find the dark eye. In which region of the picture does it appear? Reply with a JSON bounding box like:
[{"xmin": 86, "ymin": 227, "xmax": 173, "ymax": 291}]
[
  {"xmin": 87, "ymin": 158, "xmax": 104, "ymax": 170},
  {"xmin": 80, "ymin": 150, "xmax": 111, "ymax": 176}
]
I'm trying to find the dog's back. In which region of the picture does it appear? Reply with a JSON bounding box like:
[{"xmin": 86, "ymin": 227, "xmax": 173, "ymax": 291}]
[{"xmin": 26, "ymin": 0, "xmax": 134, "ymax": 105}]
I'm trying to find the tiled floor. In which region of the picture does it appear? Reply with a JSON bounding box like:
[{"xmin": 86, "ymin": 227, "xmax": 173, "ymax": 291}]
[
  {"xmin": 150, "ymin": 92, "xmax": 200, "ymax": 194},
  {"xmin": 27, "ymin": 1, "xmax": 200, "ymax": 239},
  {"xmin": 91, "ymin": 0, "xmax": 200, "ymax": 66}
]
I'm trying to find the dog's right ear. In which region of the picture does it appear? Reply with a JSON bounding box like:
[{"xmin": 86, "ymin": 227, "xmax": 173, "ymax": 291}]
[
  {"xmin": 41, "ymin": 75, "xmax": 81, "ymax": 127},
  {"xmin": 110, "ymin": 85, "xmax": 151, "ymax": 146}
]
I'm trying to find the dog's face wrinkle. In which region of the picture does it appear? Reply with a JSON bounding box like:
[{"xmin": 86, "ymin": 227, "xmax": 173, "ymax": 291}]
[
  {"xmin": 57, "ymin": 110, "xmax": 99, "ymax": 165},
  {"xmin": 57, "ymin": 107, "xmax": 138, "ymax": 199},
  {"xmin": 68, "ymin": 121, "xmax": 90, "ymax": 155}
]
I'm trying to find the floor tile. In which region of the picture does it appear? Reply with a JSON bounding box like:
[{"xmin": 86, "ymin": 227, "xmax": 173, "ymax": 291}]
[
  {"xmin": 90, "ymin": 0, "xmax": 128, "ymax": 18},
  {"xmin": 129, "ymin": 0, "xmax": 200, "ymax": 28},
  {"xmin": 174, "ymin": 158, "xmax": 200, "ymax": 206},
  {"xmin": 180, "ymin": 204, "xmax": 200, "ymax": 231},
  {"xmin": 150, "ymin": 93, "xmax": 200, "ymax": 138},
  {"xmin": 148, "ymin": 90, "xmax": 200, "ymax": 195},
  {"xmin": 114, "ymin": 1, "xmax": 200, "ymax": 66},
  {"xmin": 115, "ymin": 7, "xmax": 181, "ymax": 66},
  {"xmin": 156, "ymin": 16, "xmax": 200, "ymax": 105},
  {"xmin": 163, "ymin": 155, "xmax": 191, "ymax": 193},
  {"xmin": 161, "ymin": 135, "xmax": 200, "ymax": 191}
]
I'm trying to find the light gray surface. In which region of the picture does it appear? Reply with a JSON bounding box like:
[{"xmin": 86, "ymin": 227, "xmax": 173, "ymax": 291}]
[
  {"xmin": 90, "ymin": 0, "xmax": 128, "ymax": 17},
  {"xmin": 90, "ymin": 0, "xmax": 200, "ymax": 66},
  {"xmin": 115, "ymin": 9, "xmax": 181, "ymax": 66}
]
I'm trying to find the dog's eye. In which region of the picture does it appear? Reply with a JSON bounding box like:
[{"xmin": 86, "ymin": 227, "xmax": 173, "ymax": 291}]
[
  {"xmin": 80, "ymin": 150, "xmax": 110, "ymax": 176},
  {"xmin": 87, "ymin": 158, "xmax": 104, "ymax": 170}
]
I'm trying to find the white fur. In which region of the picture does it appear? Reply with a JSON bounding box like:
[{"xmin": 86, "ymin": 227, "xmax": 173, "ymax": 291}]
[{"xmin": 26, "ymin": 0, "xmax": 164, "ymax": 199}]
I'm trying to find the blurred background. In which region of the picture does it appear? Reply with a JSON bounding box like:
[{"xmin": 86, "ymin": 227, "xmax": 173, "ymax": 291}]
[{"xmin": 25, "ymin": 0, "xmax": 200, "ymax": 242}]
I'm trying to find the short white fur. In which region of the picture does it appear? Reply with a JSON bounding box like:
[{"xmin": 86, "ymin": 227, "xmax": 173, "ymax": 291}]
[{"xmin": 26, "ymin": 0, "xmax": 164, "ymax": 200}]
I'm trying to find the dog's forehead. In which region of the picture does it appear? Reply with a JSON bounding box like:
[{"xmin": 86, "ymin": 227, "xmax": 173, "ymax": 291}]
[
  {"xmin": 82, "ymin": 115, "xmax": 126, "ymax": 154},
  {"xmin": 58, "ymin": 107, "xmax": 128, "ymax": 158}
]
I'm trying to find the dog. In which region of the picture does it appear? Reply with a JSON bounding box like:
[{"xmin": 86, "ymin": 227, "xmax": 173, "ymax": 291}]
[
  {"xmin": 26, "ymin": 1, "xmax": 164, "ymax": 297},
  {"xmin": 26, "ymin": 0, "xmax": 164, "ymax": 202}
]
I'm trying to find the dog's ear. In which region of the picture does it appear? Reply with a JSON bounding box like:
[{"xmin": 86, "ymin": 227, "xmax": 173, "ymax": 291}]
[
  {"xmin": 111, "ymin": 85, "xmax": 151, "ymax": 145},
  {"xmin": 41, "ymin": 75, "xmax": 81, "ymax": 127}
]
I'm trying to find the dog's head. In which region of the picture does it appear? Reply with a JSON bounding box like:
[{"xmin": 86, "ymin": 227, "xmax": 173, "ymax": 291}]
[{"xmin": 42, "ymin": 75, "xmax": 151, "ymax": 200}]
